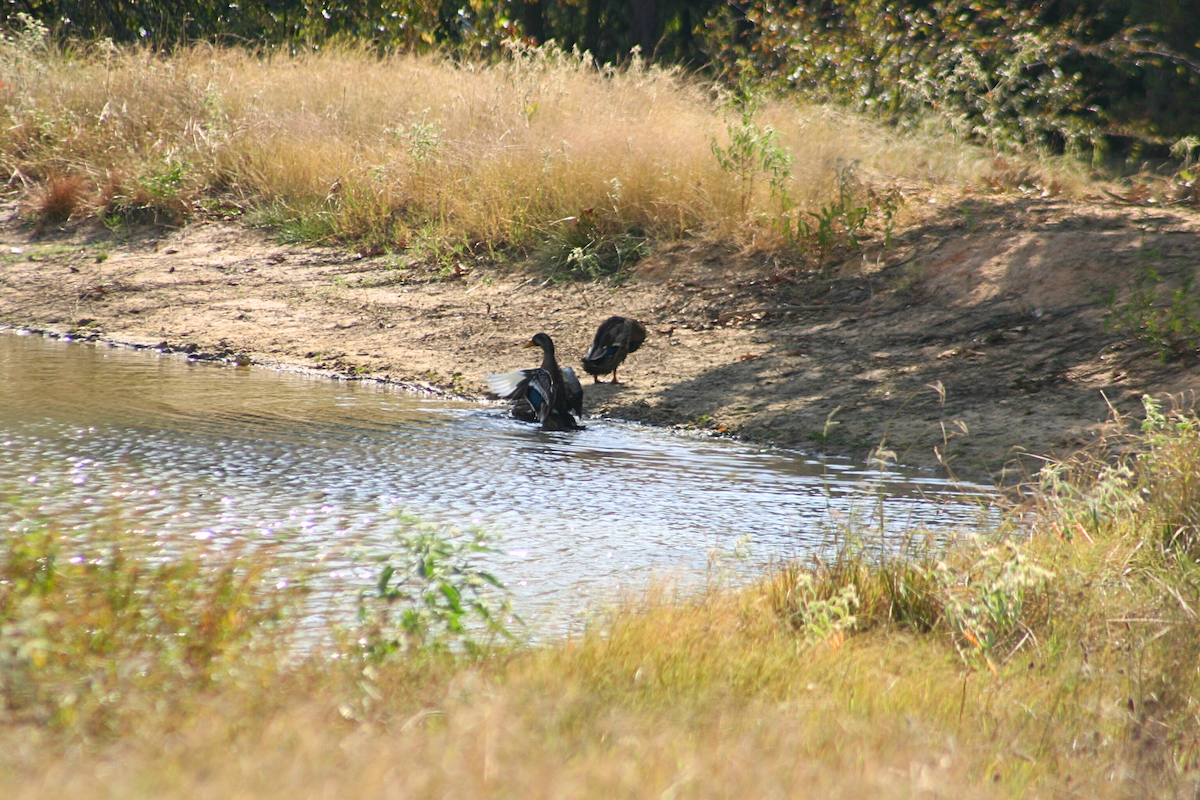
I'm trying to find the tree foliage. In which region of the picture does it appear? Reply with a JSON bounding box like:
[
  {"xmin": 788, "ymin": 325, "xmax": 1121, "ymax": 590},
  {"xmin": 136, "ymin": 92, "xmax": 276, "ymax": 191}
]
[
  {"xmin": 0, "ymin": 0, "xmax": 721, "ymax": 63},
  {"xmin": 703, "ymin": 0, "xmax": 1200, "ymax": 153}
]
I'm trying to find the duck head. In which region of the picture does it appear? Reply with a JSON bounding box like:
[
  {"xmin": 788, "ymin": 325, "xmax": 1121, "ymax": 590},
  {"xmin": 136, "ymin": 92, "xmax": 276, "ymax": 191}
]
[{"xmin": 523, "ymin": 332, "xmax": 555, "ymax": 355}]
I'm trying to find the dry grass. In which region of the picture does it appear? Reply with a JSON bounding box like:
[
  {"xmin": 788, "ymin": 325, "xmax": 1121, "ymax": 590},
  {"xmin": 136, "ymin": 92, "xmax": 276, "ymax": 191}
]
[
  {"xmin": 0, "ymin": 587, "xmax": 1186, "ymax": 799},
  {"xmin": 0, "ymin": 36, "xmax": 1015, "ymax": 259},
  {"xmin": 6, "ymin": 398, "xmax": 1200, "ymax": 799},
  {"xmin": 25, "ymin": 172, "xmax": 90, "ymax": 226}
]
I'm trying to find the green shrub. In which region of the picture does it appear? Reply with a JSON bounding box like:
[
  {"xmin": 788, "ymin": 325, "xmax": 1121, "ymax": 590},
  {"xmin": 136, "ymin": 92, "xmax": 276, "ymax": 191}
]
[
  {"xmin": 705, "ymin": 0, "xmax": 1200, "ymax": 155},
  {"xmin": 356, "ymin": 514, "xmax": 515, "ymax": 659}
]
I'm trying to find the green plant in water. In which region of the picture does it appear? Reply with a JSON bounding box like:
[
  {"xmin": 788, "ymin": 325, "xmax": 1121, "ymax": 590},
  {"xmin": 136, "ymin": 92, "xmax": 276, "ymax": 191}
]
[{"xmin": 357, "ymin": 514, "xmax": 514, "ymax": 660}]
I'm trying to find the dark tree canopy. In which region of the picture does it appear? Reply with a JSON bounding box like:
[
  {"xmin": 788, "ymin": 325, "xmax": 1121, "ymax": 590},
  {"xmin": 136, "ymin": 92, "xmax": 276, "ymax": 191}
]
[{"xmin": 0, "ymin": 0, "xmax": 722, "ymax": 63}]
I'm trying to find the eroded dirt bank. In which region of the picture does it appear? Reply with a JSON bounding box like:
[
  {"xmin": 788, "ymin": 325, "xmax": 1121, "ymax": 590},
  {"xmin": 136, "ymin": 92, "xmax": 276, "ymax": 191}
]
[{"xmin": 3, "ymin": 197, "xmax": 1199, "ymax": 482}]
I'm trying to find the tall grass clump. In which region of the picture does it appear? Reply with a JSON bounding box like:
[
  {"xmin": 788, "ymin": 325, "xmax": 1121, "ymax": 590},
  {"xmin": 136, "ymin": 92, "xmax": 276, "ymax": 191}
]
[
  {"xmin": 749, "ymin": 395, "xmax": 1200, "ymax": 794},
  {"xmin": 0, "ymin": 23, "xmax": 996, "ymax": 263}
]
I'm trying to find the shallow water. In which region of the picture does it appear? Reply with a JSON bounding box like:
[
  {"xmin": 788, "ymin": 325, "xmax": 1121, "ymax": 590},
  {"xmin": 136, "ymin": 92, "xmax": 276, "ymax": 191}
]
[{"xmin": 0, "ymin": 331, "xmax": 993, "ymax": 628}]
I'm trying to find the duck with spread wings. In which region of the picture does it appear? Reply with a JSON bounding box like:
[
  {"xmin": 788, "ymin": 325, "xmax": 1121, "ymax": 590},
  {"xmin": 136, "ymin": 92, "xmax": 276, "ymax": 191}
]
[
  {"xmin": 487, "ymin": 332, "xmax": 584, "ymax": 431},
  {"xmin": 582, "ymin": 315, "xmax": 647, "ymax": 384}
]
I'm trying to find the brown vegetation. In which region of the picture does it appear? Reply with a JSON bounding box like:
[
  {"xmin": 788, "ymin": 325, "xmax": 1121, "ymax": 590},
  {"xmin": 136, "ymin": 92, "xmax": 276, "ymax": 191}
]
[{"xmin": 27, "ymin": 173, "xmax": 90, "ymax": 228}]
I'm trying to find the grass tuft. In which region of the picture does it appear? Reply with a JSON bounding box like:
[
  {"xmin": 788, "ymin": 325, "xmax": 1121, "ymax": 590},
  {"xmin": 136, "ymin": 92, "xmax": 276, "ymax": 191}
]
[
  {"xmin": 0, "ymin": 498, "xmax": 304, "ymax": 737},
  {"xmin": 28, "ymin": 172, "xmax": 90, "ymax": 226}
]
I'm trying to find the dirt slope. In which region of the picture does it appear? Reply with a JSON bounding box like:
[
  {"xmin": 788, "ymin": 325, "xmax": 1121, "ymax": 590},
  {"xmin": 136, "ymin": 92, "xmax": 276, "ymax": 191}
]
[{"xmin": 3, "ymin": 196, "xmax": 1198, "ymax": 482}]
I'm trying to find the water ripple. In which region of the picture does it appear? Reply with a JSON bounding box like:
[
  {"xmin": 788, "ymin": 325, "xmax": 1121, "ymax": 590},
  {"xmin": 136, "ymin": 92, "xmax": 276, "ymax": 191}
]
[{"xmin": 1, "ymin": 332, "xmax": 994, "ymax": 622}]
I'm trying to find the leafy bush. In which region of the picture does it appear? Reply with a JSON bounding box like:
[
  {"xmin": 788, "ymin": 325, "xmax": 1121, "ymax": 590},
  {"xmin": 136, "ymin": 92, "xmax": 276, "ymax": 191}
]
[
  {"xmin": 1106, "ymin": 265, "xmax": 1200, "ymax": 362},
  {"xmin": 935, "ymin": 538, "xmax": 1052, "ymax": 670},
  {"xmin": 710, "ymin": 86, "xmax": 792, "ymax": 221},
  {"xmin": 704, "ymin": 0, "xmax": 1200, "ymax": 156},
  {"xmin": 1037, "ymin": 395, "xmax": 1200, "ymax": 555}
]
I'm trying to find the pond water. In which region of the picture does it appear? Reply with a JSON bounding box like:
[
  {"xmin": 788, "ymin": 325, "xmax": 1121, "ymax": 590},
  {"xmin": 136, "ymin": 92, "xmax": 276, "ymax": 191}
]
[{"xmin": 0, "ymin": 330, "xmax": 994, "ymax": 629}]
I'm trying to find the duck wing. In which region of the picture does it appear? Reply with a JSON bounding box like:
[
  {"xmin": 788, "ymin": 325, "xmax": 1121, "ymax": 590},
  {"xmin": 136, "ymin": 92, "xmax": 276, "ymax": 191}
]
[
  {"xmin": 488, "ymin": 368, "xmax": 556, "ymax": 424},
  {"xmin": 486, "ymin": 369, "xmax": 532, "ymax": 400},
  {"xmin": 524, "ymin": 368, "xmax": 557, "ymax": 424}
]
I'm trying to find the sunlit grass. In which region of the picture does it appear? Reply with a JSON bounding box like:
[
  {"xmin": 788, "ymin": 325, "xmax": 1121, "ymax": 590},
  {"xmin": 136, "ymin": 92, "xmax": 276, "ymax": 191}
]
[{"xmin": 0, "ymin": 34, "xmax": 1027, "ymax": 261}]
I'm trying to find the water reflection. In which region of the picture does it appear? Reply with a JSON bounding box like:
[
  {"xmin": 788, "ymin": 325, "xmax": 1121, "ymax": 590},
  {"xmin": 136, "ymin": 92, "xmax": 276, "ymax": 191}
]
[{"xmin": 0, "ymin": 330, "xmax": 994, "ymax": 625}]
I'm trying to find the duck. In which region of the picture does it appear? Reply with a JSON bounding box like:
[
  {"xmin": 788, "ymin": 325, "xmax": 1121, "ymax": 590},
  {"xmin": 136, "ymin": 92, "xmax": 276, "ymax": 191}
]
[
  {"xmin": 486, "ymin": 332, "xmax": 584, "ymax": 430},
  {"xmin": 582, "ymin": 316, "xmax": 647, "ymax": 384}
]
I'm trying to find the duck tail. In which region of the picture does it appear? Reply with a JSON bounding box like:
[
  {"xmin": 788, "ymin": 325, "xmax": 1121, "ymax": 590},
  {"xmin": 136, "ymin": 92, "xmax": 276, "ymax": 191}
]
[{"xmin": 582, "ymin": 345, "xmax": 620, "ymax": 368}]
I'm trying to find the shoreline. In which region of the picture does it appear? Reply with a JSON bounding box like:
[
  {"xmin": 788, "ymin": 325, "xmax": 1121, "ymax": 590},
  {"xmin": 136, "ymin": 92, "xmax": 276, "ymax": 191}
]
[{"xmin": 4, "ymin": 198, "xmax": 1200, "ymax": 483}]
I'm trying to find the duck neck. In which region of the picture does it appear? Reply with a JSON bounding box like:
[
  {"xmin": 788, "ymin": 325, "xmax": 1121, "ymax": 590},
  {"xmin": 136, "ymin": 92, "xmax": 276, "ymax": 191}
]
[{"xmin": 540, "ymin": 345, "xmax": 564, "ymax": 388}]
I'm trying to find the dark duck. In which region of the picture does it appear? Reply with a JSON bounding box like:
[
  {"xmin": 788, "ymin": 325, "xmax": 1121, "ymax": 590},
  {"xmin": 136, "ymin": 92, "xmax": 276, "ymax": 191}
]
[
  {"xmin": 582, "ymin": 316, "xmax": 647, "ymax": 384},
  {"xmin": 487, "ymin": 332, "xmax": 584, "ymax": 431}
]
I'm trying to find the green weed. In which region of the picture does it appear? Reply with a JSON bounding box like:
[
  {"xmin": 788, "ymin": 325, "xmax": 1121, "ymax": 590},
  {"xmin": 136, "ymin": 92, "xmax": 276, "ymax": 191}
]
[
  {"xmin": 1105, "ymin": 265, "xmax": 1200, "ymax": 362},
  {"xmin": 356, "ymin": 514, "xmax": 514, "ymax": 660},
  {"xmin": 708, "ymin": 84, "xmax": 889, "ymax": 266},
  {"xmin": 539, "ymin": 209, "xmax": 648, "ymax": 282},
  {"xmin": 935, "ymin": 537, "xmax": 1052, "ymax": 670},
  {"xmin": 392, "ymin": 115, "xmax": 445, "ymax": 165},
  {"xmin": 795, "ymin": 159, "xmax": 872, "ymax": 271},
  {"xmin": 710, "ymin": 85, "xmax": 793, "ymax": 221}
]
